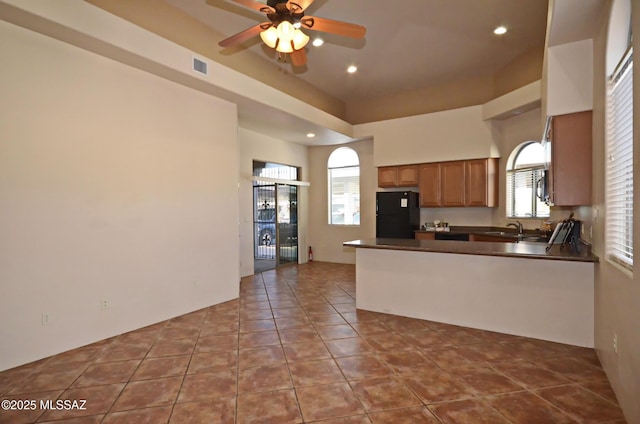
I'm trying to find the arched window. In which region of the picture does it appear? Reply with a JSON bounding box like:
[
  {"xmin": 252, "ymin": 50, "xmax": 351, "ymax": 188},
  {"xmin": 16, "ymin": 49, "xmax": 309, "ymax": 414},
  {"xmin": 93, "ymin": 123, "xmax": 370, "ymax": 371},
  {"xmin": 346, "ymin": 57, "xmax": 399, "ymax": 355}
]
[
  {"xmin": 506, "ymin": 142, "xmax": 550, "ymax": 218},
  {"xmin": 328, "ymin": 147, "xmax": 360, "ymax": 225}
]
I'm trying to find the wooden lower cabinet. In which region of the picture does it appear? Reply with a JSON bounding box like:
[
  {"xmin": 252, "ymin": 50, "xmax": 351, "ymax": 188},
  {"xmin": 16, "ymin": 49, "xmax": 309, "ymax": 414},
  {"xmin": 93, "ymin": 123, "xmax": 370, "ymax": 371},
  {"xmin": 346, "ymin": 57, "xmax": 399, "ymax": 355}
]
[
  {"xmin": 415, "ymin": 232, "xmax": 435, "ymax": 240},
  {"xmin": 469, "ymin": 234, "xmax": 516, "ymax": 243}
]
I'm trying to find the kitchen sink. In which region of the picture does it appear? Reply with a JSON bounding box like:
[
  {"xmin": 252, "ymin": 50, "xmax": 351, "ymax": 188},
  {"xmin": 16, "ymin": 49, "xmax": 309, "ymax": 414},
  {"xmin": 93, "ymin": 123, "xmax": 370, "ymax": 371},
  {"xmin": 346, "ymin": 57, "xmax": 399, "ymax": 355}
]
[{"xmin": 484, "ymin": 231, "xmax": 508, "ymax": 236}]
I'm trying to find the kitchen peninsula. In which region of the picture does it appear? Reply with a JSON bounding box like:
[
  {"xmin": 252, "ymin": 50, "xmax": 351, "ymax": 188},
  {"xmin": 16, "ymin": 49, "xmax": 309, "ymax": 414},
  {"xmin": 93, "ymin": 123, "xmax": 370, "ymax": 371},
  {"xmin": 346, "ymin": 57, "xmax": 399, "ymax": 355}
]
[{"xmin": 343, "ymin": 238, "xmax": 598, "ymax": 347}]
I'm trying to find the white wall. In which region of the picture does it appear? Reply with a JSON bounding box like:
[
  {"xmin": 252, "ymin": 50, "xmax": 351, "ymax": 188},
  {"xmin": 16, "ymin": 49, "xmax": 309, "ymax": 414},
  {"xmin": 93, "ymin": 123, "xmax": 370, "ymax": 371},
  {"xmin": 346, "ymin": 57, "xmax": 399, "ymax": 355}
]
[
  {"xmin": 592, "ymin": 2, "xmax": 640, "ymax": 422},
  {"xmin": 0, "ymin": 21, "xmax": 239, "ymax": 371},
  {"xmin": 354, "ymin": 105, "xmax": 498, "ymax": 167},
  {"xmin": 547, "ymin": 39, "xmax": 594, "ymax": 115},
  {"xmin": 238, "ymin": 128, "xmax": 309, "ymax": 277}
]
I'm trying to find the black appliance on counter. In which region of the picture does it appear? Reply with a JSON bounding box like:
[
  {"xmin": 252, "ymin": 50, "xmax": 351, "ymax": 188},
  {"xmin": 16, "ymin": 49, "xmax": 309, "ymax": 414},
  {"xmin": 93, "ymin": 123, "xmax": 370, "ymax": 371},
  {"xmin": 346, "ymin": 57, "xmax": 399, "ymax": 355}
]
[{"xmin": 376, "ymin": 191, "xmax": 420, "ymax": 239}]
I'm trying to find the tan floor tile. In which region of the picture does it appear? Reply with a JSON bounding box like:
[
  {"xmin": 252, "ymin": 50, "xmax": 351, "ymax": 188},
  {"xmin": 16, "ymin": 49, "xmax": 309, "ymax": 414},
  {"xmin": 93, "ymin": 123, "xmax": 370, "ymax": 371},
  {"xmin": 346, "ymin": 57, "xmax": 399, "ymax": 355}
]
[
  {"xmin": 111, "ymin": 377, "xmax": 181, "ymax": 412},
  {"xmin": 279, "ymin": 327, "xmax": 322, "ymax": 344},
  {"xmin": 95, "ymin": 343, "xmax": 151, "ymax": 363},
  {"xmin": 296, "ymin": 382, "xmax": 365, "ymax": 422},
  {"xmin": 307, "ymin": 416, "xmax": 371, "ymax": 423},
  {"xmin": 187, "ymin": 351, "xmax": 237, "ymax": 374},
  {"xmin": 170, "ymin": 398, "xmax": 235, "ymax": 424},
  {"xmin": 489, "ymin": 391, "xmax": 578, "ymax": 424},
  {"xmin": 72, "ymin": 360, "xmax": 140, "ymax": 387},
  {"xmin": 288, "ymin": 359, "xmax": 346, "ymax": 387},
  {"xmin": 132, "ymin": 355, "xmax": 190, "ymax": 381},
  {"xmin": 430, "ymin": 399, "xmax": 510, "ymax": 424},
  {"xmin": 369, "ymin": 406, "xmax": 440, "ymax": 423},
  {"xmin": 238, "ymin": 345, "xmax": 286, "ymax": 369},
  {"xmin": 9, "ymin": 362, "xmax": 89, "ymax": 394},
  {"xmin": 402, "ymin": 368, "xmax": 473, "ymax": 403},
  {"xmin": 350, "ymin": 377, "xmax": 421, "ymax": 412},
  {"xmin": 491, "ymin": 360, "xmax": 570, "ymax": 389},
  {"xmin": 102, "ymin": 405, "xmax": 172, "ymax": 424},
  {"xmin": 239, "ymin": 330, "xmax": 280, "ymax": 348},
  {"xmin": 147, "ymin": 339, "xmax": 196, "ymax": 358},
  {"xmin": 336, "ymin": 355, "xmax": 393, "ymax": 380},
  {"xmin": 448, "ymin": 366, "xmax": 524, "ymax": 396},
  {"xmin": 178, "ymin": 370, "xmax": 236, "ymax": 402},
  {"xmin": 536, "ymin": 357, "xmax": 608, "ymax": 382},
  {"xmin": 236, "ymin": 389, "xmax": 302, "ymax": 424},
  {"xmin": 537, "ymin": 384, "xmax": 627, "ymax": 423},
  {"xmin": 0, "ymin": 390, "xmax": 63, "ymax": 424},
  {"xmin": 194, "ymin": 334, "xmax": 237, "ymax": 353},
  {"xmin": 283, "ymin": 341, "xmax": 332, "ymax": 362},
  {"xmin": 379, "ymin": 350, "xmax": 438, "ymax": 374},
  {"xmin": 316, "ymin": 325, "xmax": 359, "ymax": 341},
  {"xmin": 39, "ymin": 383, "xmax": 125, "ymax": 421},
  {"xmin": 325, "ymin": 338, "xmax": 375, "ymax": 358},
  {"xmin": 237, "ymin": 364, "xmax": 292, "ymax": 393},
  {"xmin": 39, "ymin": 416, "xmax": 105, "ymax": 424}
]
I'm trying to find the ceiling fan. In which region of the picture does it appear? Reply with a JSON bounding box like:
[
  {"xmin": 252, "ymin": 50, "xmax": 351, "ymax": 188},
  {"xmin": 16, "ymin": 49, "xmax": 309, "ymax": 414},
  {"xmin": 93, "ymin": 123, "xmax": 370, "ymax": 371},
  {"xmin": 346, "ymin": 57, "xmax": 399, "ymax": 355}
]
[{"xmin": 217, "ymin": 0, "xmax": 366, "ymax": 66}]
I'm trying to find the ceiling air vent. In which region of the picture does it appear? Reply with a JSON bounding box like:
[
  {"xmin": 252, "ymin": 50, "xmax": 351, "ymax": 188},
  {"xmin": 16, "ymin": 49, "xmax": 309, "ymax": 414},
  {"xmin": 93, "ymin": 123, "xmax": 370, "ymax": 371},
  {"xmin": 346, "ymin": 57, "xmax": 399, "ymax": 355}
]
[{"xmin": 192, "ymin": 56, "xmax": 208, "ymax": 76}]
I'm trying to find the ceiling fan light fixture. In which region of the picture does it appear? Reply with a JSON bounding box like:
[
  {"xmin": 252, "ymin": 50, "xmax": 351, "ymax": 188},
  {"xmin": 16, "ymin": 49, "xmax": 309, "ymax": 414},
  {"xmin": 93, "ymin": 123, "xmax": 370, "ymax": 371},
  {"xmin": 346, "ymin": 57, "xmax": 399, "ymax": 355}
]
[
  {"xmin": 292, "ymin": 29, "xmax": 310, "ymax": 50},
  {"xmin": 312, "ymin": 38, "xmax": 324, "ymax": 47},
  {"xmin": 276, "ymin": 21, "xmax": 295, "ymax": 42},
  {"xmin": 260, "ymin": 26, "xmax": 279, "ymax": 48}
]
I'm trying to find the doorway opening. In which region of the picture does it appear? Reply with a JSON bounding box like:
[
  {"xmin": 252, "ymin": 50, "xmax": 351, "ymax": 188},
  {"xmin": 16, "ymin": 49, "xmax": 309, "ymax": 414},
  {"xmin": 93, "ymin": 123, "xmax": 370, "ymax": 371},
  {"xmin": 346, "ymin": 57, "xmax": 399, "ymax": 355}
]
[{"xmin": 253, "ymin": 161, "xmax": 300, "ymax": 273}]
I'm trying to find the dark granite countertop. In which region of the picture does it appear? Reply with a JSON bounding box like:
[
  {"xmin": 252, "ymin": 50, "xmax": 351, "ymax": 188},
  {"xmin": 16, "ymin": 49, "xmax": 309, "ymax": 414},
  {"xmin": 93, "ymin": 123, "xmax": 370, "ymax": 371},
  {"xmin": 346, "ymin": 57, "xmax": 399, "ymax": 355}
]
[
  {"xmin": 415, "ymin": 226, "xmax": 550, "ymax": 242},
  {"xmin": 343, "ymin": 238, "xmax": 599, "ymax": 263}
]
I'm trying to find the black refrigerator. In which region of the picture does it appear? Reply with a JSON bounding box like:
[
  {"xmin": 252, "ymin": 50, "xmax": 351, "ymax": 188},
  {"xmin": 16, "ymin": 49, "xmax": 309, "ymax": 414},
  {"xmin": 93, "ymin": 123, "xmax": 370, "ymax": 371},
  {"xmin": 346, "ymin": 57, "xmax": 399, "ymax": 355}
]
[{"xmin": 376, "ymin": 191, "xmax": 420, "ymax": 239}]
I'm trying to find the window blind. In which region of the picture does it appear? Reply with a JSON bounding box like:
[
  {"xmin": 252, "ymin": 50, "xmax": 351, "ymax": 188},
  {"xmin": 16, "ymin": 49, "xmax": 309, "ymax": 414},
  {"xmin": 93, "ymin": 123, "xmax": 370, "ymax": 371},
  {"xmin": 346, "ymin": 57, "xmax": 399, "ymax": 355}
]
[
  {"xmin": 506, "ymin": 167, "xmax": 549, "ymax": 218},
  {"xmin": 606, "ymin": 49, "xmax": 633, "ymax": 269}
]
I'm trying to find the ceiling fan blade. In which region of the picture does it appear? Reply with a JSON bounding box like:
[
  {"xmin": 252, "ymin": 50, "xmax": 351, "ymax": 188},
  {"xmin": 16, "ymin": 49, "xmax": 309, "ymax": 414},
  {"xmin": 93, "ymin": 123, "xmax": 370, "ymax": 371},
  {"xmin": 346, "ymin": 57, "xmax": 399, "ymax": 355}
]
[
  {"xmin": 301, "ymin": 16, "xmax": 366, "ymax": 39},
  {"xmin": 219, "ymin": 23, "xmax": 271, "ymax": 48},
  {"xmin": 287, "ymin": 0, "xmax": 314, "ymax": 13},
  {"xmin": 228, "ymin": 0, "xmax": 274, "ymax": 13},
  {"xmin": 290, "ymin": 48, "xmax": 307, "ymax": 66}
]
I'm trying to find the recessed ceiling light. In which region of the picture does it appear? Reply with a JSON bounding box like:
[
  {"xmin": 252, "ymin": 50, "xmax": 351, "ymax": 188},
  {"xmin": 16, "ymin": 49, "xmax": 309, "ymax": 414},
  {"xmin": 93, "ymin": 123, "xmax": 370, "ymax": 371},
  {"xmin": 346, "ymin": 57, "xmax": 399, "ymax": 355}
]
[
  {"xmin": 306, "ymin": 133, "xmax": 316, "ymax": 138},
  {"xmin": 494, "ymin": 26, "xmax": 507, "ymax": 35},
  {"xmin": 347, "ymin": 65, "xmax": 358, "ymax": 74},
  {"xmin": 312, "ymin": 38, "xmax": 324, "ymax": 47}
]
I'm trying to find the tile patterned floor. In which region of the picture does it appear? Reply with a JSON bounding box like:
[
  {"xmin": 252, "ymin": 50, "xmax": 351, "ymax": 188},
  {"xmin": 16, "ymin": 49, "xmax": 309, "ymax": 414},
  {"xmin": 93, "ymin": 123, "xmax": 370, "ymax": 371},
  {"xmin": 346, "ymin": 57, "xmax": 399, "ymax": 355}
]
[{"xmin": 0, "ymin": 262, "xmax": 628, "ymax": 424}]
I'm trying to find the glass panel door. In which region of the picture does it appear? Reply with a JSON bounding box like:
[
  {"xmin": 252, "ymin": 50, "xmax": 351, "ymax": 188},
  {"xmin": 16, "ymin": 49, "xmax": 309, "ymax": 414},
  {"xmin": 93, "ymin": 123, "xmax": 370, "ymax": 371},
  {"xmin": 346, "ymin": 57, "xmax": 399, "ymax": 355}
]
[
  {"xmin": 254, "ymin": 182, "xmax": 276, "ymax": 261},
  {"xmin": 277, "ymin": 184, "xmax": 298, "ymax": 265}
]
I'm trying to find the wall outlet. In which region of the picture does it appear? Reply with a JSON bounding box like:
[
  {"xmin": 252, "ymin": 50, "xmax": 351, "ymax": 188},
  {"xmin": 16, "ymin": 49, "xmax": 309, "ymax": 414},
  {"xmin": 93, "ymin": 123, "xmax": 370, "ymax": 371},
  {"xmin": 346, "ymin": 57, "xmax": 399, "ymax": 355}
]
[
  {"xmin": 101, "ymin": 299, "xmax": 109, "ymax": 310},
  {"xmin": 41, "ymin": 313, "xmax": 50, "ymax": 326},
  {"xmin": 613, "ymin": 333, "xmax": 618, "ymax": 354}
]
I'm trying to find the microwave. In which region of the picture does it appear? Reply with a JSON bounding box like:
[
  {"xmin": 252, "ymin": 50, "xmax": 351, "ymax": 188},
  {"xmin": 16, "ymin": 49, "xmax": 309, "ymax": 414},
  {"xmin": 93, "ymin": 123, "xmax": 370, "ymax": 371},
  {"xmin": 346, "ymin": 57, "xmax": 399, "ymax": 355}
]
[{"xmin": 536, "ymin": 169, "xmax": 551, "ymax": 205}]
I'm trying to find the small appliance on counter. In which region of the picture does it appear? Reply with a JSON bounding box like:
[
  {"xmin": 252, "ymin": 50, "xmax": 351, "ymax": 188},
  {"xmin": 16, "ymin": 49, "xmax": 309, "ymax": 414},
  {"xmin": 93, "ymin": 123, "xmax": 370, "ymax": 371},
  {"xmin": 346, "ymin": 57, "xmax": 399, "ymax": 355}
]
[
  {"xmin": 376, "ymin": 191, "xmax": 420, "ymax": 239},
  {"xmin": 546, "ymin": 213, "xmax": 582, "ymax": 252}
]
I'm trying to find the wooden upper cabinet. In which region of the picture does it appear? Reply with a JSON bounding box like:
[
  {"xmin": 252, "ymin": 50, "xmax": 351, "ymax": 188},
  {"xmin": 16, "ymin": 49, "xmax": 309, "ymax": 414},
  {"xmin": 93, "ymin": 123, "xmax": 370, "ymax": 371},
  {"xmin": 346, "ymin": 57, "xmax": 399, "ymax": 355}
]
[
  {"xmin": 549, "ymin": 111, "xmax": 592, "ymax": 206},
  {"xmin": 378, "ymin": 165, "xmax": 418, "ymax": 187},
  {"xmin": 378, "ymin": 166, "xmax": 398, "ymax": 188},
  {"xmin": 397, "ymin": 165, "xmax": 419, "ymax": 186},
  {"xmin": 418, "ymin": 163, "xmax": 441, "ymax": 207},
  {"xmin": 441, "ymin": 161, "xmax": 466, "ymax": 207},
  {"xmin": 465, "ymin": 158, "xmax": 498, "ymax": 207}
]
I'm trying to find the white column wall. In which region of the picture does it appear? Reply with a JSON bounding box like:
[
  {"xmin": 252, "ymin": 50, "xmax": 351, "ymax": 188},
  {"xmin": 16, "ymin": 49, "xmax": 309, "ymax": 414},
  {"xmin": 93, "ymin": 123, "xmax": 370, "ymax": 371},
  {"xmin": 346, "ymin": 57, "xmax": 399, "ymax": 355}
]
[{"xmin": 0, "ymin": 21, "xmax": 239, "ymax": 371}]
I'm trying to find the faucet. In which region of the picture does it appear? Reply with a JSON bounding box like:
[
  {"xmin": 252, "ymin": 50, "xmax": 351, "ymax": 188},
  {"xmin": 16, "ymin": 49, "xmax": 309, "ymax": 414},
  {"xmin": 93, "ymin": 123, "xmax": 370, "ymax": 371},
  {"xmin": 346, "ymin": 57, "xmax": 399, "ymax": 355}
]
[{"xmin": 507, "ymin": 221, "xmax": 523, "ymax": 234}]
